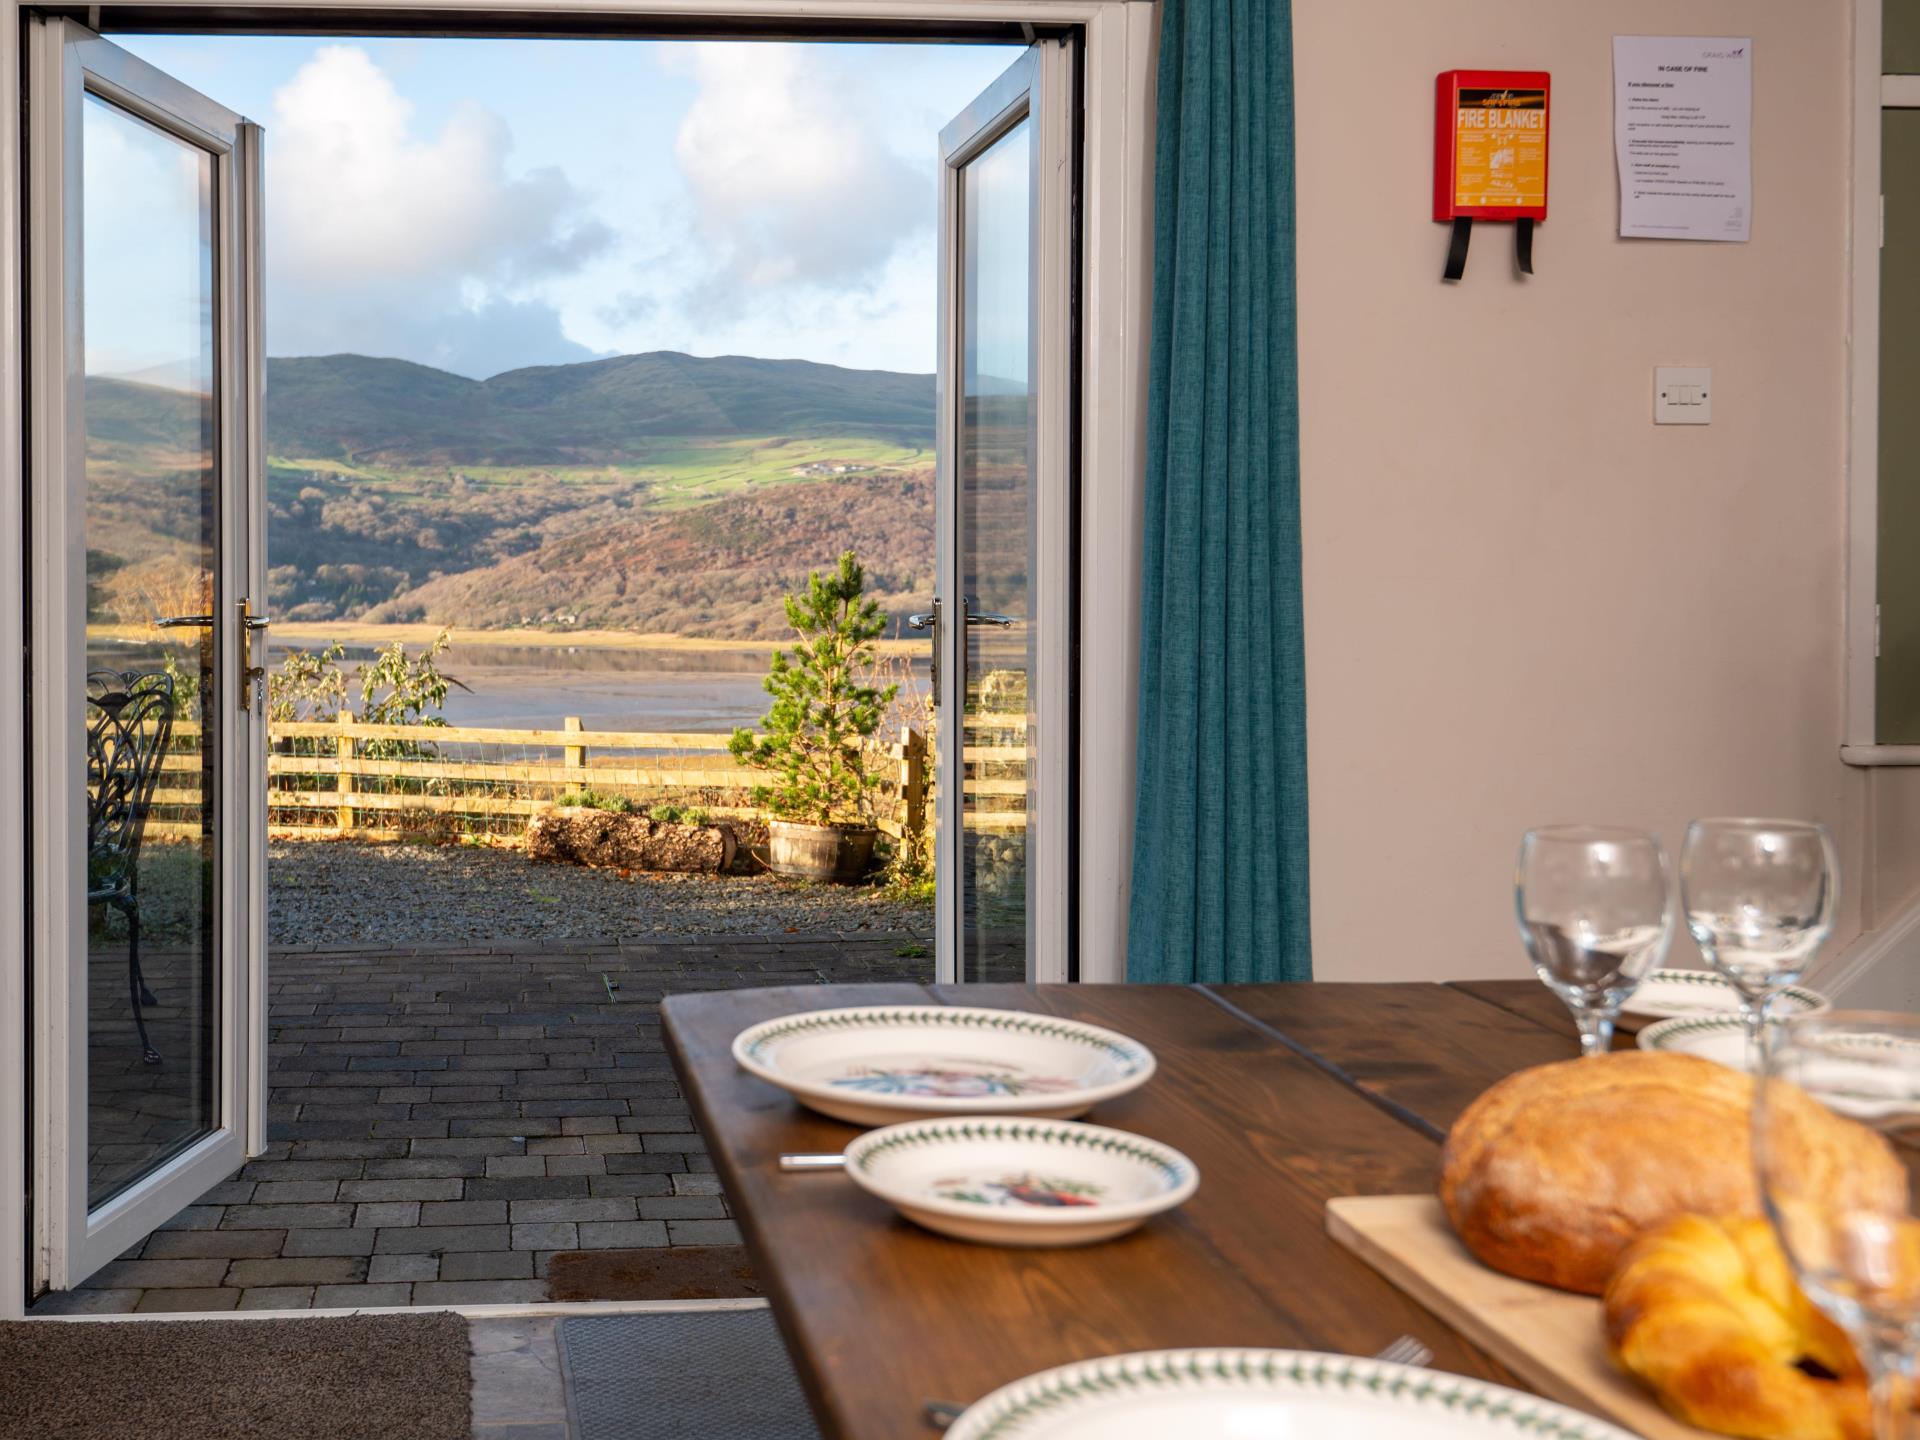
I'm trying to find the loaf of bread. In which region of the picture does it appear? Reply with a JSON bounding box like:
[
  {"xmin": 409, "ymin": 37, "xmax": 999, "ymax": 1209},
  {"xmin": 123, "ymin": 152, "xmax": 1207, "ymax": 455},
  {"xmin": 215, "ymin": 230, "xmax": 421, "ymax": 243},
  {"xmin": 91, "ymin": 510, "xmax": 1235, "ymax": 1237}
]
[{"xmin": 1438, "ymin": 1051, "xmax": 1907, "ymax": 1294}]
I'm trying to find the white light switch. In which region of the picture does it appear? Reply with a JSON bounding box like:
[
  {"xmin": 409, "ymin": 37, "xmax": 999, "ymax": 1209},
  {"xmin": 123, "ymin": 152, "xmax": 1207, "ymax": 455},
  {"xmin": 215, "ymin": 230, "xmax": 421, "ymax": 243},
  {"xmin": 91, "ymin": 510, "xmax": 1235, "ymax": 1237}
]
[{"xmin": 1655, "ymin": 366, "xmax": 1712, "ymax": 425}]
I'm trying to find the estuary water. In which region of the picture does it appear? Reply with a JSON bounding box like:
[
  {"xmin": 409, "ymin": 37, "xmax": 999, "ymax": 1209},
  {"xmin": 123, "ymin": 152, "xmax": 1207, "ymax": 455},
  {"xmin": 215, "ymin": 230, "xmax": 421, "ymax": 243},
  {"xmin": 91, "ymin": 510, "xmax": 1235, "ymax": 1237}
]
[{"xmin": 268, "ymin": 641, "xmax": 931, "ymax": 734}]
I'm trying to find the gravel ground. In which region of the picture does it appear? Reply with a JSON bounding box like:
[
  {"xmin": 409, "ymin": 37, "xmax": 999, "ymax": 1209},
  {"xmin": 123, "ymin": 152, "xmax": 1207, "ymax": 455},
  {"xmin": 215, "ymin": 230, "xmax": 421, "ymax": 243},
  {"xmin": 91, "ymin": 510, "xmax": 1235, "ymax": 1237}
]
[{"xmin": 267, "ymin": 839, "xmax": 933, "ymax": 948}]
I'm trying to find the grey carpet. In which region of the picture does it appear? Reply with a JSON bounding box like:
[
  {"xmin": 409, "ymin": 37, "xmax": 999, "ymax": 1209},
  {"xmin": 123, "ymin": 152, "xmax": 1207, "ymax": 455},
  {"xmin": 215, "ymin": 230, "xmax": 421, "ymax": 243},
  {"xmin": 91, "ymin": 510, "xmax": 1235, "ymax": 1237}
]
[
  {"xmin": 0, "ymin": 1312, "xmax": 471, "ymax": 1440},
  {"xmin": 557, "ymin": 1308, "xmax": 819, "ymax": 1440}
]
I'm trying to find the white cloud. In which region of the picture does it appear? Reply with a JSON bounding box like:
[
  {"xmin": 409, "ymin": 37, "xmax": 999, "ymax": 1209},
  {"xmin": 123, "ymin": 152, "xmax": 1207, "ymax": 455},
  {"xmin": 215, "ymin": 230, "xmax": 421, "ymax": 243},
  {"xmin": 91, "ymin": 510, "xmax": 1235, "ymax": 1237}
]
[
  {"xmin": 235, "ymin": 39, "xmax": 1015, "ymax": 378},
  {"xmin": 265, "ymin": 46, "xmax": 610, "ymax": 376},
  {"xmin": 670, "ymin": 44, "xmax": 927, "ymax": 312}
]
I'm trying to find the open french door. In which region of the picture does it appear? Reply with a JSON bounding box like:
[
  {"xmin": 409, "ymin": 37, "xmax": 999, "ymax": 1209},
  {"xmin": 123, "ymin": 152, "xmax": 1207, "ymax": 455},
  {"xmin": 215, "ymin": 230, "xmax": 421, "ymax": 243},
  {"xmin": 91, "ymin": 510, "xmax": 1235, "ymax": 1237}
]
[
  {"xmin": 26, "ymin": 18, "xmax": 268, "ymax": 1291},
  {"xmin": 929, "ymin": 44, "xmax": 1074, "ymax": 986}
]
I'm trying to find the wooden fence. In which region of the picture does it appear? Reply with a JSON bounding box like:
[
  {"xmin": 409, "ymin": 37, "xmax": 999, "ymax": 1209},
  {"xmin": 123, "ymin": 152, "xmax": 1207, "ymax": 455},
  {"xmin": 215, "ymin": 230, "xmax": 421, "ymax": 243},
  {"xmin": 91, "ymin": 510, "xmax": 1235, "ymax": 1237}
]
[{"xmin": 147, "ymin": 714, "xmax": 1027, "ymax": 842}]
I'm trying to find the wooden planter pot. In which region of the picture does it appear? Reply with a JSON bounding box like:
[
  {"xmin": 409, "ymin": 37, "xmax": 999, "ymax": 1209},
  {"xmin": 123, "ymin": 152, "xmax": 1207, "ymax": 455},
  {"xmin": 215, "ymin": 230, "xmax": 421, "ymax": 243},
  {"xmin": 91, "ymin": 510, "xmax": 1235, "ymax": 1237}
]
[{"xmin": 767, "ymin": 820, "xmax": 878, "ymax": 883}]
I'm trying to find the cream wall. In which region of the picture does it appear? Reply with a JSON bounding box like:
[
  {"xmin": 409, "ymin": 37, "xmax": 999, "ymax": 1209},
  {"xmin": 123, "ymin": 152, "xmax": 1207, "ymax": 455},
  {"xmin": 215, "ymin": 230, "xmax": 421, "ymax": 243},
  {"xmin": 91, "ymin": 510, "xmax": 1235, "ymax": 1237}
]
[
  {"xmin": 1867, "ymin": 767, "xmax": 1920, "ymax": 924},
  {"xmin": 1291, "ymin": 0, "xmax": 1868, "ymax": 983}
]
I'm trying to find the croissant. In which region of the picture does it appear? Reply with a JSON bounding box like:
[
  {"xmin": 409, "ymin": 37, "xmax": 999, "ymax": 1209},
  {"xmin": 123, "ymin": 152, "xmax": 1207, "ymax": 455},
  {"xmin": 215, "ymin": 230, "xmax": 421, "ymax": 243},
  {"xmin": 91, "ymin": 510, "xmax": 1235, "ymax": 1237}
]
[{"xmin": 1605, "ymin": 1214, "xmax": 1873, "ymax": 1440}]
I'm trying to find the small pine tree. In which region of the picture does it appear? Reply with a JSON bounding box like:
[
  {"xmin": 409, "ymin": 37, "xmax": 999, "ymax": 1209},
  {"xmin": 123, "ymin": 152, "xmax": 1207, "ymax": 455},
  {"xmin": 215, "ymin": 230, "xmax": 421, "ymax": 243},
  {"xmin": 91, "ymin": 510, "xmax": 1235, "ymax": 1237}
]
[{"xmin": 730, "ymin": 551, "xmax": 899, "ymax": 826}]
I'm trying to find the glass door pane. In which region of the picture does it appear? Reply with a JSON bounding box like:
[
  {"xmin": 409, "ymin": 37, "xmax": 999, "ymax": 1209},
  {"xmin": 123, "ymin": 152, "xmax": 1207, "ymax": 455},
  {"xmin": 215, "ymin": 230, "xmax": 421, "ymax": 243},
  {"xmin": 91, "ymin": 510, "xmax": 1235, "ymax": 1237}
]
[
  {"xmin": 956, "ymin": 118, "xmax": 1034, "ymax": 984},
  {"xmin": 30, "ymin": 18, "xmax": 264, "ymax": 1290},
  {"xmin": 80, "ymin": 93, "xmax": 220, "ymax": 1206}
]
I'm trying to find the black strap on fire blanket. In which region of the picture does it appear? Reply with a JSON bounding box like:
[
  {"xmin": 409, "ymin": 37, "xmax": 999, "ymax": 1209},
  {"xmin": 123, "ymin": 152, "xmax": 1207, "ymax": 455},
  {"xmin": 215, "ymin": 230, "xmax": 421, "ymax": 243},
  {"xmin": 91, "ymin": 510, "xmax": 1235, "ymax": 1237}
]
[{"xmin": 1443, "ymin": 216, "xmax": 1471, "ymax": 282}]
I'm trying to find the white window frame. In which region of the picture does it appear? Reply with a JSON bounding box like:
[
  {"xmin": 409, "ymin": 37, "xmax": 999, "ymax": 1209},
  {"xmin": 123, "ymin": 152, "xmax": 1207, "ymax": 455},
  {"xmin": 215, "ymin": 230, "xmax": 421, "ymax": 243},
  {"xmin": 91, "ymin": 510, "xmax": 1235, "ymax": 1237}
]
[
  {"xmin": 1846, "ymin": 0, "xmax": 1920, "ymax": 764},
  {"xmin": 0, "ymin": 0, "xmax": 1156, "ymax": 1317}
]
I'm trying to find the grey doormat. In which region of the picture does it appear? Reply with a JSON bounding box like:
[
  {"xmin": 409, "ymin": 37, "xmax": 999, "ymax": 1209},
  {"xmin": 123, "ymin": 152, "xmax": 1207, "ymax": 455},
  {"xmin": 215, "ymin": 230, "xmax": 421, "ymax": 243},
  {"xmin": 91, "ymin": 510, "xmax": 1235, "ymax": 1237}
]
[
  {"xmin": 556, "ymin": 1308, "xmax": 820, "ymax": 1440},
  {"xmin": 0, "ymin": 1312, "xmax": 471, "ymax": 1440}
]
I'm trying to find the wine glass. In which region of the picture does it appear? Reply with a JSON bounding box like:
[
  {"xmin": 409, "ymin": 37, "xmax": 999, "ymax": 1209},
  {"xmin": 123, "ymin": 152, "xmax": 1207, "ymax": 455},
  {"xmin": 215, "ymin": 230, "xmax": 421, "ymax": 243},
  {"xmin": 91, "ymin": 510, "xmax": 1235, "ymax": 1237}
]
[
  {"xmin": 1682, "ymin": 818, "xmax": 1838, "ymax": 1062},
  {"xmin": 1515, "ymin": 826, "xmax": 1674, "ymax": 1057},
  {"xmin": 1756, "ymin": 1013, "xmax": 1920, "ymax": 1438}
]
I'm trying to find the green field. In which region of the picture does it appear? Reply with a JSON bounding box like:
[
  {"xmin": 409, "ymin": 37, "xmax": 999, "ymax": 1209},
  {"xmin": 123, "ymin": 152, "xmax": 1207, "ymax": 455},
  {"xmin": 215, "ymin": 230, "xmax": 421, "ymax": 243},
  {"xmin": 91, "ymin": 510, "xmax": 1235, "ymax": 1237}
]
[{"xmin": 272, "ymin": 433, "xmax": 927, "ymax": 513}]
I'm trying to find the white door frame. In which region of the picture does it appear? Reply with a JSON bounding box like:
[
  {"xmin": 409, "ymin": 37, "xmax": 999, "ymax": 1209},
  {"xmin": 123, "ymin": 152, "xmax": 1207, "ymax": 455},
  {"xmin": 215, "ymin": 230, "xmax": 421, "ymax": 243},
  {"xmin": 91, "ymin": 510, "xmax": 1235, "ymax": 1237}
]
[
  {"xmin": 933, "ymin": 41, "xmax": 1074, "ymax": 985},
  {"xmin": 0, "ymin": 0, "xmax": 23, "ymax": 1326},
  {"xmin": 0, "ymin": 0, "xmax": 1154, "ymax": 1317},
  {"xmin": 24, "ymin": 17, "xmax": 268, "ymax": 1290},
  {"xmin": 239, "ymin": 106, "xmax": 271, "ymax": 1157}
]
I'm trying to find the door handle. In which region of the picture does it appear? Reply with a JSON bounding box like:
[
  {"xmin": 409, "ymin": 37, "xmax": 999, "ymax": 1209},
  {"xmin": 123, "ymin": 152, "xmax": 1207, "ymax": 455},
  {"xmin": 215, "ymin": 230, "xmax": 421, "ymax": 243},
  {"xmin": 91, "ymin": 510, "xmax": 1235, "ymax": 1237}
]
[
  {"xmin": 237, "ymin": 599, "xmax": 271, "ymax": 711},
  {"xmin": 908, "ymin": 600, "xmax": 940, "ymax": 708}
]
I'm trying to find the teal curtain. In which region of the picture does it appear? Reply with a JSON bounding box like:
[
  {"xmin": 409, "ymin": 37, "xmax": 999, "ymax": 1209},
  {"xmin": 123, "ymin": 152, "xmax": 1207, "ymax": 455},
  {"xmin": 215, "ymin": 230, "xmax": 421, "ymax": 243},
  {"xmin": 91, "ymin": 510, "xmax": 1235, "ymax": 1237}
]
[{"xmin": 1126, "ymin": 0, "xmax": 1310, "ymax": 984}]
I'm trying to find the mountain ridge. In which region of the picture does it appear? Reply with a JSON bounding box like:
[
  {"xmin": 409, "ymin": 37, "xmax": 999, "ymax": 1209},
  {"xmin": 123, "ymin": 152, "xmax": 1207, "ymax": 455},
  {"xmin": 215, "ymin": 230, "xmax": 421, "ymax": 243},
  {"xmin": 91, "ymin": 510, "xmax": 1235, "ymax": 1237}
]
[{"xmin": 264, "ymin": 350, "xmax": 935, "ymax": 466}]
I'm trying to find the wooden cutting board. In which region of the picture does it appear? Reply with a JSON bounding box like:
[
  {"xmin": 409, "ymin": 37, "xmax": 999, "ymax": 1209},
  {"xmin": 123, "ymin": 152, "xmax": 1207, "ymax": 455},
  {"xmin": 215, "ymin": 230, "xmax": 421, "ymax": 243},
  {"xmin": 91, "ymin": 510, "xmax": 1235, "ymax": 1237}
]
[{"xmin": 1326, "ymin": 1194, "xmax": 1704, "ymax": 1440}]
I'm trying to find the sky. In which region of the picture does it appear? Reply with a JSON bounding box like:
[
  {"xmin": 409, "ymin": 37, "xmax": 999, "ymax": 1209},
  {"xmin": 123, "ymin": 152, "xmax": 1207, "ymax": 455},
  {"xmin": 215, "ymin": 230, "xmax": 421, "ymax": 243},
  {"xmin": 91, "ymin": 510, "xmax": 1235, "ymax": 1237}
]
[
  {"xmin": 84, "ymin": 93, "xmax": 217, "ymax": 388},
  {"xmin": 111, "ymin": 36, "xmax": 1021, "ymax": 379}
]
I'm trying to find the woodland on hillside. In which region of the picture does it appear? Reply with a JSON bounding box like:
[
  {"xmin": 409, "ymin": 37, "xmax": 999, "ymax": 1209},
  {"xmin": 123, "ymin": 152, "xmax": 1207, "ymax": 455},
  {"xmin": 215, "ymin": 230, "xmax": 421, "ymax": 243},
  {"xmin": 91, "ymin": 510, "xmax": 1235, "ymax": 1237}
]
[{"xmin": 90, "ymin": 350, "xmax": 942, "ymax": 639}]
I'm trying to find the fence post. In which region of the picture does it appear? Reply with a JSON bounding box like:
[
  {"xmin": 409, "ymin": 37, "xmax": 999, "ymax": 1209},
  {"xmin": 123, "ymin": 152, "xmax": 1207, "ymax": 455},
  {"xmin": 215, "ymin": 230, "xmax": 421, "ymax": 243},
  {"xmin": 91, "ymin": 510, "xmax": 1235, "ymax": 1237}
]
[
  {"xmin": 563, "ymin": 715, "xmax": 586, "ymax": 773},
  {"xmin": 900, "ymin": 725, "xmax": 927, "ymax": 846},
  {"xmin": 336, "ymin": 709, "xmax": 354, "ymax": 836}
]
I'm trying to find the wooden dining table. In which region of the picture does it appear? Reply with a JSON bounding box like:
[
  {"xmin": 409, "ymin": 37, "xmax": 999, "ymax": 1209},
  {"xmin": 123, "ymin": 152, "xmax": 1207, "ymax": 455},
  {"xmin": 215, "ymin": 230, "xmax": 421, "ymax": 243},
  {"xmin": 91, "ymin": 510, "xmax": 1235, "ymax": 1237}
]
[{"xmin": 660, "ymin": 979, "xmax": 1641, "ymax": 1439}]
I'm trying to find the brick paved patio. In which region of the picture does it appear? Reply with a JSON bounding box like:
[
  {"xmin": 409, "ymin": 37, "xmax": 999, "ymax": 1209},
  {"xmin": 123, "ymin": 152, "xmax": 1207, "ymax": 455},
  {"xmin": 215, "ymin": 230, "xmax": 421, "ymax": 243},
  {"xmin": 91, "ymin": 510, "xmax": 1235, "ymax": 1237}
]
[{"xmin": 35, "ymin": 934, "xmax": 930, "ymax": 1314}]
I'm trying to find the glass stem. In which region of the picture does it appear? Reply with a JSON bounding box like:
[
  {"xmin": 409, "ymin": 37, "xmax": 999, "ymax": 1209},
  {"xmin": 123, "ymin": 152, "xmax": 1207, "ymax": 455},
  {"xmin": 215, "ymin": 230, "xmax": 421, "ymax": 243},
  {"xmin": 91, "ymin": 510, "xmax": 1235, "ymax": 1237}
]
[
  {"xmin": 1867, "ymin": 1348, "xmax": 1909, "ymax": 1440},
  {"xmin": 1741, "ymin": 993, "xmax": 1775, "ymax": 1074},
  {"xmin": 1572, "ymin": 1004, "xmax": 1615, "ymax": 1058}
]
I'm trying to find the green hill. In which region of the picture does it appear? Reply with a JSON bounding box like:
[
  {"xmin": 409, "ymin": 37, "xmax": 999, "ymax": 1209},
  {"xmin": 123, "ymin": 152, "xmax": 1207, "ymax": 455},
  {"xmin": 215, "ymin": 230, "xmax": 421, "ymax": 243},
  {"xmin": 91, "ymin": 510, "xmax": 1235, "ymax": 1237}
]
[
  {"xmin": 265, "ymin": 351, "xmax": 934, "ymax": 466},
  {"xmin": 83, "ymin": 350, "xmax": 938, "ymax": 635},
  {"xmin": 86, "ymin": 374, "xmax": 211, "ymax": 452}
]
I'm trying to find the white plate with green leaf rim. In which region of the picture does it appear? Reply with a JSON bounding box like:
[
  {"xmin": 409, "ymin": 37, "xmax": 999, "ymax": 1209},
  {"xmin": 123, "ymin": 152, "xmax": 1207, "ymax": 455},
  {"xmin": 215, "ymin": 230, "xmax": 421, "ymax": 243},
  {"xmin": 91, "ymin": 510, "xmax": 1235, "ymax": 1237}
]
[
  {"xmin": 842, "ymin": 1116, "xmax": 1197, "ymax": 1247},
  {"xmin": 1639, "ymin": 1017, "xmax": 1920, "ymax": 1114},
  {"xmin": 1622, "ymin": 968, "xmax": 1828, "ymax": 1019},
  {"xmin": 1636, "ymin": 1014, "xmax": 1752, "ymax": 1070},
  {"xmin": 731, "ymin": 1006, "xmax": 1155, "ymax": 1126},
  {"xmin": 946, "ymin": 1349, "xmax": 1640, "ymax": 1439}
]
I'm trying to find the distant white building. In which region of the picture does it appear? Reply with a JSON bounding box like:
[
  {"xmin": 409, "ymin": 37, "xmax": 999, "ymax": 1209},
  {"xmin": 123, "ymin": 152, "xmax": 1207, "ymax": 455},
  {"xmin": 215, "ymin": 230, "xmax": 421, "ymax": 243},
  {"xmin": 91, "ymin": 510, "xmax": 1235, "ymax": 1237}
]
[{"xmin": 791, "ymin": 461, "xmax": 871, "ymax": 477}]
